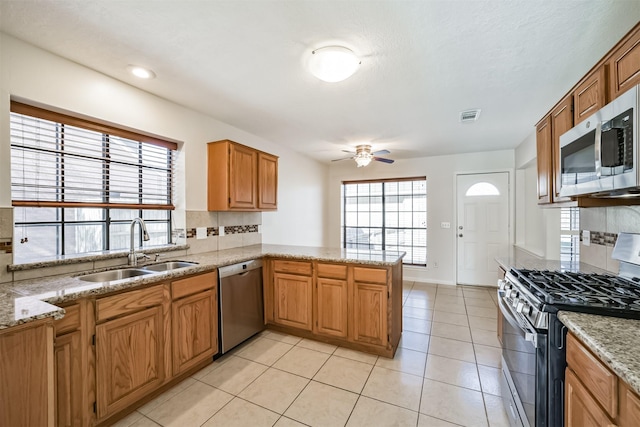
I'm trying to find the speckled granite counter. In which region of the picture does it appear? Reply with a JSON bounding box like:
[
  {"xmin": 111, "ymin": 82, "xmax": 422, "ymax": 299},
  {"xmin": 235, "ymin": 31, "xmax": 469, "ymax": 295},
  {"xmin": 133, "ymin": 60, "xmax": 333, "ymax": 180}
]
[
  {"xmin": 0, "ymin": 244, "xmax": 405, "ymax": 329},
  {"xmin": 496, "ymin": 246, "xmax": 608, "ymax": 274},
  {"xmin": 559, "ymin": 311, "xmax": 640, "ymax": 396}
]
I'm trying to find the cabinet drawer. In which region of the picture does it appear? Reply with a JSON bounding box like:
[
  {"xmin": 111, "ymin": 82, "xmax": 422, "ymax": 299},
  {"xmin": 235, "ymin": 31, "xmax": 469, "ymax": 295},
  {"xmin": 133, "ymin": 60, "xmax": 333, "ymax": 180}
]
[
  {"xmin": 55, "ymin": 303, "xmax": 81, "ymax": 335},
  {"xmin": 172, "ymin": 272, "xmax": 216, "ymax": 300},
  {"xmin": 96, "ymin": 285, "xmax": 165, "ymax": 322},
  {"xmin": 273, "ymin": 260, "xmax": 312, "ymax": 276},
  {"xmin": 353, "ymin": 267, "xmax": 387, "ymax": 284},
  {"xmin": 317, "ymin": 263, "xmax": 347, "ymax": 279},
  {"xmin": 566, "ymin": 333, "xmax": 618, "ymax": 418}
]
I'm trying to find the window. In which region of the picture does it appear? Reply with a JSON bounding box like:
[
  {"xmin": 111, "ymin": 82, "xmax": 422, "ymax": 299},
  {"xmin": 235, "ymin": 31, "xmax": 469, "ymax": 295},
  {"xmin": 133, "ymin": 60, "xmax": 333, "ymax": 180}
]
[
  {"xmin": 560, "ymin": 207, "xmax": 580, "ymax": 263},
  {"xmin": 10, "ymin": 102, "xmax": 177, "ymax": 263},
  {"xmin": 341, "ymin": 178, "xmax": 427, "ymax": 265}
]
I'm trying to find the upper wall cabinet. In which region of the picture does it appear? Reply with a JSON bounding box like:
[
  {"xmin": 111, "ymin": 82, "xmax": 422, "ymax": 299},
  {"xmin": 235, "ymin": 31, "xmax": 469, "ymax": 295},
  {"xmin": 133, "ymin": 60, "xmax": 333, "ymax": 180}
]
[
  {"xmin": 536, "ymin": 116, "xmax": 552, "ymax": 204},
  {"xmin": 207, "ymin": 140, "xmax": 278, "ymax": 211},
  {"xmin": 573, "ymin": 67, "xmax": 607, "ymax": 125},
  {"xmin": 608, "ymin": 25, "xmax": 640, "ymax": 100}
]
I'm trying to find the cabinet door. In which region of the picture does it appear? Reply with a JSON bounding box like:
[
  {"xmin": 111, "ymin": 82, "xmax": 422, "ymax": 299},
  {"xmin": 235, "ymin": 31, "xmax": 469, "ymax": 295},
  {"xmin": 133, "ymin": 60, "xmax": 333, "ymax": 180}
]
[
  {"xmin": 608, "ymin": 25, "xmax": 640, "ymax": 100},
  {"xmin": 565, "ymin": 368, "xmax": 614, "ymax": 427},
  {"xmin": 574, "ymin": 67, "xmax": 607, "ymax": 125},
  {"xmin": 536, "ymin": 116, "xmax": 553, "ymax": 204},
  {"xmin": 172, "ymin": 289, "xmax": 218, "ymax": 375},
  {"xmin": 352, "ymin": 282, "xmax": 388, "ymax": 346},
  {"xmin": 273, "ymin": 272, "xmax": 313, "ymax": 331},
  {"xmin": 55, "ymin": 331, "xmax": 82, "ymax": 427},
  {"xmin": 96, "ymin": 306, "xmax": 164, "ymax": 419},
  {"xmin": 551, "ymin": 95, "xmax": 574, "ymax": 203},
  {"xmin": 229, "ymin": 143, "xmax": 257, "ymax": 209},
  {"xmin": 258, "ymin": 152, "xmax": 278, "ymax": 210},
  {"xmin": 316, "ymin": 277, "xmax": 348, "ymax": 339}
]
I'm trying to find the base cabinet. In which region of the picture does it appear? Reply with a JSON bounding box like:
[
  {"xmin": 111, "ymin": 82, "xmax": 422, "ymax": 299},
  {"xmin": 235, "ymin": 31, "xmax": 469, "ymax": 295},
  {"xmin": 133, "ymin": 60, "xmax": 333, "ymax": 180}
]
[
  {"xmin": 566, "ymin": 368, "xmax": 614, "ymax": 427},
  {"xmin": 316, "ymin": 277, "xmax": 348, "ymax": 339},
  {"xmin": 273, "ymin": 272, "xmax": 313, "ymax": 331},
  {"xmin": 55, "ymin": 331, "xmax": 82, "ymax": 427}
]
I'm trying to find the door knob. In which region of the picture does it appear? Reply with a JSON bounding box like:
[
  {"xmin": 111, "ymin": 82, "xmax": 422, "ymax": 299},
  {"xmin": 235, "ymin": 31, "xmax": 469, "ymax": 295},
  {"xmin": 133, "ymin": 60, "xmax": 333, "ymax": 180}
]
[
  {"xmin": 458, "ymin": 233, "xmax": 463, "ymax": 238},
  {"xmin": 459, "ymin": 226, "xmax": 463, "ymax": 230}
]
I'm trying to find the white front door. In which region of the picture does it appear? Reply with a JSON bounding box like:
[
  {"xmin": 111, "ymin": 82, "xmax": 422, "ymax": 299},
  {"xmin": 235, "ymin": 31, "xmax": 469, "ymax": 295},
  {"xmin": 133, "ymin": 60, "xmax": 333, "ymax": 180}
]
[{"xmin": 456, "ymin": 172, "xmax": 509, "ymax": 286}]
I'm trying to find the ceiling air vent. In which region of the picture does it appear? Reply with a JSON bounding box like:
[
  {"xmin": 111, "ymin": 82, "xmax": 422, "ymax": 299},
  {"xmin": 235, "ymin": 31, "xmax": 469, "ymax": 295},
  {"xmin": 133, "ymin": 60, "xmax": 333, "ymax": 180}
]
[{"xmin": 460, "ymin": 109, "xmax": 481, "ymax": 123}]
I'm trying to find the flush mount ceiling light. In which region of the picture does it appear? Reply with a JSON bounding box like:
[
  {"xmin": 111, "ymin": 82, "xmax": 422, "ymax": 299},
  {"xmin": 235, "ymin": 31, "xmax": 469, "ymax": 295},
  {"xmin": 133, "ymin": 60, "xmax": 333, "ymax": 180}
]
[
  {"xmin": 127, "ymin": 65, "xmax": 156, "ymax": 79},
  {"xmin": 309, "ymin": 46, "xmax": 360, "ymax": 83}
]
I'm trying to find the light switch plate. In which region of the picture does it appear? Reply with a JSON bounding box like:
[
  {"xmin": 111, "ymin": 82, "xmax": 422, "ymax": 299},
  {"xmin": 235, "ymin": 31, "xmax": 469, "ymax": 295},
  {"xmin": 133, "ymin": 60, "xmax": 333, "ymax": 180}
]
[
  {"xmin": 196, "ymin": 227, "xmax": 207, "ymax": 240},
  {"xmin": 582, "ymin": 230, "xmax": 590, "ymax": 246},
  {"xmin": 440, "ymin": 222, "xmax": 451, "ymax": 229}
]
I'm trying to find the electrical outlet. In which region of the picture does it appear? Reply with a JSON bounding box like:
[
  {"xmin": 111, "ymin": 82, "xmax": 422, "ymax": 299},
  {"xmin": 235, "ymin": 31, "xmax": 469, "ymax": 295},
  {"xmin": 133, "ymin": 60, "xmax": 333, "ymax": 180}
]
[
  {"xmin": 433, "ymin": 261, "xmax": 439, "ymax": 268},
  {"xmin": 582, "ymin": 230, "xmax": 591, "ymax": 246},
  {"xmin": 440, "ymin": 222, "xmax": 451, "ymax": 229}
]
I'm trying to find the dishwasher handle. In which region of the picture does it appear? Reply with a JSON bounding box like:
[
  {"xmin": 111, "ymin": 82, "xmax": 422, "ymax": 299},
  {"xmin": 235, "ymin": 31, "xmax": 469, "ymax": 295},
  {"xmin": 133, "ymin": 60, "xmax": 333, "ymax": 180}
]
[{"xmin": 218, "ymin": 259, "xmax": 263, "ymax": 279}]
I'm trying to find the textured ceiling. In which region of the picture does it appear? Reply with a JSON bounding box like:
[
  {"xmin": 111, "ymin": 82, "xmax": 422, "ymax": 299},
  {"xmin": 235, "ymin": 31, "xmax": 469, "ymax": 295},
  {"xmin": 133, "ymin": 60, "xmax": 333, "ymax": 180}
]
[{"xmin": 1, "ymin": 1, "xmax": 639, "ymax": 163}]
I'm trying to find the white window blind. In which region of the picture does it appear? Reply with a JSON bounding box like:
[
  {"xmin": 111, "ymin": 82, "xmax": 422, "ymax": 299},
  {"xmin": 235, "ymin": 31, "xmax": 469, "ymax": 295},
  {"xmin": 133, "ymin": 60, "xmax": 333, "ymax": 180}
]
[{"xmin": 560, "ymin": 207, "xmax": 580, "ymax": 263}]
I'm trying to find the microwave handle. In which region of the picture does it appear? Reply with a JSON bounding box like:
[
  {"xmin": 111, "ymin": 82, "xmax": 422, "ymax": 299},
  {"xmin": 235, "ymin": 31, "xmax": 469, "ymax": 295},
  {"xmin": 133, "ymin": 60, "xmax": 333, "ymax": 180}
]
[{"xmin": 595, "ymin": 120, "xmax": 603, "ymax": 178}]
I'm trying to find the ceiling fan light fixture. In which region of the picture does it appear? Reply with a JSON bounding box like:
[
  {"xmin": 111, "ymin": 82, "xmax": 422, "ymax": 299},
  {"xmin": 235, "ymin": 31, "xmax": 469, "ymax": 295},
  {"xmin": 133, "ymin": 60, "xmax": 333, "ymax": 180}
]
[
  {"xmin": 354, "ymin": 152, "xmax": 372, "ymax": 167},
  {"xmin": 309, "ymin": 46, "xmax": 360, "ymax": 83}
]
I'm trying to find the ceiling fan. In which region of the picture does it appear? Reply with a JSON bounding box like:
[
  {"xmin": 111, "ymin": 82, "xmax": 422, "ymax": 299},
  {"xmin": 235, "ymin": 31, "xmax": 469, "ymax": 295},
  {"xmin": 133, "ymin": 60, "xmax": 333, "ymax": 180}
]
[{"xmin": 331, "ymin": 144, "xmax": 395, "ymax": 167}]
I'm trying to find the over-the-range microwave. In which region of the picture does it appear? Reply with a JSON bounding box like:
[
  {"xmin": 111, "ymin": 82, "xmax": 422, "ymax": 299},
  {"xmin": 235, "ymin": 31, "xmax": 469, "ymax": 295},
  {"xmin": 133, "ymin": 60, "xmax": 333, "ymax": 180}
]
[{"xmin": 559, "ymin": 83, "xmax": 639, "ymax": 198}]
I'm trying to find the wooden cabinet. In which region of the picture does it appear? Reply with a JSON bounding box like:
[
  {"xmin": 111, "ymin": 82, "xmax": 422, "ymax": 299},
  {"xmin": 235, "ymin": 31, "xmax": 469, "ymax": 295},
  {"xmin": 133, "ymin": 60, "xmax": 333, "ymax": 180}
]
[
  {"xmin": 273, "ymin": 262, "xmax": 314, "ymax": 331},
  {"xmin": 352, "ymin": 267, "xmax": 388, "ymax": 347},
  {"xmin": 574, "ymin": 67, "xmax": 608, "ymax": 125},
  {"xmin": 0, "ymin": 319, "xmax": 55, "ymax": 427},
  {"xmin": 608, "ymin": 24, "xmax": 640, "ymax": 100},
  {"xmin": 95, "ymin": 284, "xmax": 170, "ymax": 420},
  {"xmin": 171, "ymin": 272, "xmax": 218, "ymax": 375},
  {"xmin": 566, "ymin": 368, "xmax": 615, "ymax": 427},
  {"xmin": 315, "ymin": 263, "xmax": 348, "ymax": 339},
  {"xmin": 536, "ymin": 116, "xmax": 553, "ymax": 204},
  {"xmin": 207, "ymin": 139, "xmax": 278, "ymax": 211}
]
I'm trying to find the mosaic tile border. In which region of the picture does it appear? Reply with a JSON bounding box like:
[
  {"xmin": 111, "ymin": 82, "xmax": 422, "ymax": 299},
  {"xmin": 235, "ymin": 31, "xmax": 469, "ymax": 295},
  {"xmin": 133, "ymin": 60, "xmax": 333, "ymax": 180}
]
[
  {"xmin": 184, "ymin": 225, "xmax": 259, "ymax": 239},
  {"xmin": 580, "ymin": 231, "xmax": 618, "ymax": 247},
  {"xmin": 0, "ymin": 240, "xmax": 13, "ymax": 254}
]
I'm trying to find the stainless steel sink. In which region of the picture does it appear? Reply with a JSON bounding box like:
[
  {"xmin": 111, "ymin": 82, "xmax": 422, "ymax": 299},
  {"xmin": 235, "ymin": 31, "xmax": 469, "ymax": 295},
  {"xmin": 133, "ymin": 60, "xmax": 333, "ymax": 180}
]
[
  {"xmin": 141, "ymin": 261, "xmax": 198, "ymax": 272},
  {"xmin": 78, "ymin": 268, "xmax": 155, "ymax": 282}
]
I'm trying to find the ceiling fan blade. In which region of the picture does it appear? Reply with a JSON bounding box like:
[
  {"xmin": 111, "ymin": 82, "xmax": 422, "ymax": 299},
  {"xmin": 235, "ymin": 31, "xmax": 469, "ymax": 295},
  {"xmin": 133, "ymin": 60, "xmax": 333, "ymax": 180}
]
[
  {"xmin": 331, "ymin": 156, "xmax": 354, "ymax": 162},
  {"xmin": 342, "ymin": 149, "xmax": 356, "ymax": 154},
  {"xmin": 374, "ymin": 157, "xmax": 395, "ymax": 164},
  {"xmin": 372, "ymin": 149, "xmax": 390, "ymax": 156}
]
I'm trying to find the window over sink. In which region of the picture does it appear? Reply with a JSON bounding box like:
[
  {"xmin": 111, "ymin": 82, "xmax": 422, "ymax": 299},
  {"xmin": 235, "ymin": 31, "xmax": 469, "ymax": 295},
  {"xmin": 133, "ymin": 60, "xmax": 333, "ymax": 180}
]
[{"xmin": 9, "ymin": 101, "xmax": 177, "ymax": 263}]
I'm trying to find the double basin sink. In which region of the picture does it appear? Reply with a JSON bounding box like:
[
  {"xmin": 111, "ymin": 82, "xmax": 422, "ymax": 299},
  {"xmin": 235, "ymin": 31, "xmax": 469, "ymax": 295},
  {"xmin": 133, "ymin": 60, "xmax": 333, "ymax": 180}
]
[{"xmin": 78, "ymin": 261, "xmax": 197, "ymax": 283}]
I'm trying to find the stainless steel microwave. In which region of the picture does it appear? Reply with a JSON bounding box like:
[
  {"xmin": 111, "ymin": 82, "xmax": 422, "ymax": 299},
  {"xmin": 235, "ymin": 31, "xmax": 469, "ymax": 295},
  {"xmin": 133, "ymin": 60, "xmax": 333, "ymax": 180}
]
[{"xmin": 559, "ymin": 83, "xmax": 639, "ymax": 198}]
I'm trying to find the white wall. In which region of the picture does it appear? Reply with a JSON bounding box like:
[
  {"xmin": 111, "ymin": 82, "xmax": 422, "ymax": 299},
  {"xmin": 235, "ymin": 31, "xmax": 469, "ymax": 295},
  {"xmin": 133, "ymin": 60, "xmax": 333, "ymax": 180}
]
[
  {"xmin": 0, "ymin": 34, "xmax": 329, "ymax": 247},
  {"xmin": 329, "ymin": 150, "xmax": 515, "ymax": 285}
]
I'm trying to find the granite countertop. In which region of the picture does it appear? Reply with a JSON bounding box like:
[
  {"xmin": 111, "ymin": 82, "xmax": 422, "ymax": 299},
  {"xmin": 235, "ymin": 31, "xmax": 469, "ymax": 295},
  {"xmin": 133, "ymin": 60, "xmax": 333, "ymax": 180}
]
[
  {"xmin": 495, "ymin": 246, "xmax": 608, "ymax": 274},
  {"xmin": 0, "ymin": 244, "xmax": 405, "ymax": 329},
  {"xmin": 558, "ymin": 311, "xmax": 640, "ymax": 396}
]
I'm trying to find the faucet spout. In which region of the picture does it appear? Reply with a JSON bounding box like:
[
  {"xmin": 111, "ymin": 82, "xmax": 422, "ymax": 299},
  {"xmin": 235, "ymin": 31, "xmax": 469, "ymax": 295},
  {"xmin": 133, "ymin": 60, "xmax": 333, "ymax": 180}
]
[{"xmin": 129, "ymin": 218, "xmax": 150, "ymax": 266}]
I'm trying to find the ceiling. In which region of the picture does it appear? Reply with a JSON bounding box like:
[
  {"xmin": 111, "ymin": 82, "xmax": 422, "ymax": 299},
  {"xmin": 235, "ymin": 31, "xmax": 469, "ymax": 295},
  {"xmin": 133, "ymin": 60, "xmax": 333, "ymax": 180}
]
[{"xmin": 1, "ymin": 1, "xmax": 639, "ymax": 163}]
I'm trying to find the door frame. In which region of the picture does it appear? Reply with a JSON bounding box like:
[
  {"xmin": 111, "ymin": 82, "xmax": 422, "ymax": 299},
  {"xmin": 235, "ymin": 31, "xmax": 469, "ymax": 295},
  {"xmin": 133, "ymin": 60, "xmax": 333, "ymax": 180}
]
[{"xmin": 453, "ymin": 169, "xmax": 514, "ymax": 286}]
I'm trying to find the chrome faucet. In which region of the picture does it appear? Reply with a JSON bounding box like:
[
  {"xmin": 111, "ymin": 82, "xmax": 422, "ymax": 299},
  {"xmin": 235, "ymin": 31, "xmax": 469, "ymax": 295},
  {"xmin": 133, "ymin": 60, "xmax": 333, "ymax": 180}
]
[{"xmin": 128, "ymin": 218, "xmax": 150, "ymax": 266}]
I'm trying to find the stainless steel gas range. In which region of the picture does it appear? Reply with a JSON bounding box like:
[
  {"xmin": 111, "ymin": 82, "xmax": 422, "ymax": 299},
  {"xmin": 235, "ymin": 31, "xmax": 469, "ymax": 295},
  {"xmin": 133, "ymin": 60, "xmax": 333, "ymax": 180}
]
[{"xmin": 498, "ymin": 232, "xmax": 640, "ymax": 427}]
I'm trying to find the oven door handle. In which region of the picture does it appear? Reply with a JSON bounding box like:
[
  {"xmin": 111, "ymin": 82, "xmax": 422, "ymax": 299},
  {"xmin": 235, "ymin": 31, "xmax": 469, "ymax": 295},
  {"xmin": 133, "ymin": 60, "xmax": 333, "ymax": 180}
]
[{"xmin": 498, "ymin": 297, "xmax": 540, "ymax": 348}]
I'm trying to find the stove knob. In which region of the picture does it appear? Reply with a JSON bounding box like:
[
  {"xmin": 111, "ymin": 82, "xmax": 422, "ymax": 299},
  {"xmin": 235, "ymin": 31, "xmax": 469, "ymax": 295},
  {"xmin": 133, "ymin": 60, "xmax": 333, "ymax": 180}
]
[
  {"xmin": 509, "ymin": 290, "xmax": 518, "ymax": 299},
  {"xmin": 522, "ymin": 303, "xmax": 532, "ymax": 316},
  {"xmin": 516, "ymin": 301, "xmax": 525, "ymax": 313}
]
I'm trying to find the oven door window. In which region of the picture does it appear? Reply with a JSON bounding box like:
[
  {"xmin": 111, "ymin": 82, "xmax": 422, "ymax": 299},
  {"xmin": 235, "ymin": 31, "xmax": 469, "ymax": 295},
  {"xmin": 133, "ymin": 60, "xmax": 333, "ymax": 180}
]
[{"xmin": 561, "ymin": 130, "xmax": 598, "ymax": 186}]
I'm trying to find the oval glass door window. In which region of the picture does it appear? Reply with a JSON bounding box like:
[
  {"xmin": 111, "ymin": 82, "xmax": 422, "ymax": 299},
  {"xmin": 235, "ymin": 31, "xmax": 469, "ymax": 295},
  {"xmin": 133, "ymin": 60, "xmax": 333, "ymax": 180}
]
[{"xmin": 465, "ymin": 182, "xmax": 500, "ymax": 196}]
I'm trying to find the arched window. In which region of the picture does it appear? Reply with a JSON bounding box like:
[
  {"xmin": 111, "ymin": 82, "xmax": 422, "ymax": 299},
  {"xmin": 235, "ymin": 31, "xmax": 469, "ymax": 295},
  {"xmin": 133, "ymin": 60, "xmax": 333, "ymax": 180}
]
[{"xmin": 465, "ymin": 182, "xmax": 500, "ymax": 196}]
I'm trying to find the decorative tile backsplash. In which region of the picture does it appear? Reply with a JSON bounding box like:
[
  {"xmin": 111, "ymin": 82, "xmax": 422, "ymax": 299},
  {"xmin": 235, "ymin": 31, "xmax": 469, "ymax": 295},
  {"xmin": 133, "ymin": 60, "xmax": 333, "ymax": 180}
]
[
  {"xmin": 582, "ymin": 231, "xmax": 618, "ymax": 247},
  {"xmin": 184, "ymin": 210, "xmax": 262, "ymax": 254},
  {"xmin": 224, "ymin": 225, "xmax": 259, "ymax": 235}
]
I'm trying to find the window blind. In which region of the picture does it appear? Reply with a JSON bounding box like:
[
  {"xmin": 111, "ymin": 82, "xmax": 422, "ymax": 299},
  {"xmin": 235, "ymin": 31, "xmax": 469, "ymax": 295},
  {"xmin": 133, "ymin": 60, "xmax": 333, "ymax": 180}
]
[{"xmin": 10, "ymin": 101, "xmax": 176, "ymax": 210}]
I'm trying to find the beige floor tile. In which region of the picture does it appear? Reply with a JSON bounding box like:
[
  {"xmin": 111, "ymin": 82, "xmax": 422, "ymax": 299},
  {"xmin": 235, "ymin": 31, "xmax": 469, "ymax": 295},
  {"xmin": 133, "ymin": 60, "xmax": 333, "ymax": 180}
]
[
  {"xmin": 403, "ymin": 317, "xmax": 432, "ymax": 334},
  {"xmin": 199, "ymin": 355, "xmax": 268, "ymax": 394},
  {"xmin": 405, "ymin": 296, "xmax": 435, "ymax": 309},
  {"xmin": 137, "ymin": 377, "xmax": 197, "ymax": 415},
  {"xmin": 145, "ymin": 381, "xmax": 233, "ymax": 427},
  {"xmin": 425, "ymin": 354, "xmax": 481, "ymax": 391},
  {"xmin": 433, "ymin": 301, "xmax": 467, "ymax": 314},
  {"xmin": 261, "ymin": 330, "xmax": 303, "ymax": 345},
  {"xmin": 272, "ymin": 345, "xmax": 331, "ymax": 378},
  {"xmin": 404, "ymin": 306, "xmax": 433, "ymax": 320},
  {"xmin": 409, "ymin": 289, "xmax": 437, "ymax": 300},
  {"xmin": 201, "ymin": 397, "xmax": 280, "ymax": 427},
  {"xmin": 467, "ymin": 306, "xmax": 498, "ymax": 319},
  {"xmin": 417, "ymin": 414, "xmax": 460, "ymax": 426},
  {"xmin": 313, "ymin": 355, "xmax": 373, "ymax": 393},
  {"xmin": 484, "ymin": 393, "xmax": 510, "ymax": 427},
  {"xmin": 433, "ymin": 311, "xmax": 469, "ymax": 327},
  {"xmin": 234, "ymin": 337, "xmax": 294, "ymax": 365},
  {"xmin": 376, "ymin": 347, "xmax": 427, "ymax": 377},
  {"xmin": 362, "ymin": 366, "xmax": 423, "ymax": 411},
  {"xmin": 436, "ymin": 285, "xmax": 464, "ymax": 296},
  {"xmin": 238, "ymin": 368, "xmax": 309, "ymax": 414},
  {"xmin": 413, "ymin": 282, "xmax": 439, "ymax": 290},
  {"xmin": 434, "ymin": 295, "xmax": 466, "ymax": 305},
  {"xmin": 475, "ymin": 344, "xmax": 502, "ymax": 368},
  {"xmin": 333, "ymin": 346, "xmax": 379, "ymax": 365},
  {"xmin": 471, "ymin": 328, "xmax": 501, "ymax": 348},
  {"xmin": 420, "ymin": 379, "xmax": 488, "ymax": 427},
  {"xmin": 346, "ymin": 396, "xmax": 419, "ymax": 427},
  {"xmin": 284, "ymin": 381, "xmax": 358, "ymax": 427},
  {"xmin": 399, "ymin": 331, "xmax": 430, "ymax": 352},
  {"xmin": 191, "ymin": 354, "xmax": 232, "ymax": 380},
  {"xmin": 273, "ymin": 417, "xmax": 307, "ymax": 426},
  {"xmin": 296, "ymin": 337, "xmax": 337, "ymax": 354},
  {"xmin": 478, "ymin": 365, "xmax": 502, "ymax": 396},
  {"xmin": 431, "ymin": 322, "xmax": 472, "ymax": 342},
  {"xmin": 463, "ymin": 289, "xmax": 496, "ymax": 300},
  {"xmin": 110, "ymin": 411, "xmax": 144, "ymax": 427},
  {"xmin": 428, "ymin": 336, "xmax": 475, "ymax": 363},
  {"xmin": 469, "ymin": 315, "xmax": 497, "ymax": 332},
  {"xmin": 465, "ymin": 297, "xmax": 497, "ymax": 308},
  {"xmin": 128, "ymin": 417, "xmax": 162, "ymax": 427}
]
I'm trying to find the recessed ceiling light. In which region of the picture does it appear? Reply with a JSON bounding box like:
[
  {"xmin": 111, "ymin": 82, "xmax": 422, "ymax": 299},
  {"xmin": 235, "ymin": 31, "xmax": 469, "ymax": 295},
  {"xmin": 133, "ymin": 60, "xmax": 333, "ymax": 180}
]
[
  {"xmin": 127, "ymin": 65, "xmax": 156, "ymax": 79},
  {"xmin": 308, "ymin": 46, "xmax": 360, "ymax": 83}
]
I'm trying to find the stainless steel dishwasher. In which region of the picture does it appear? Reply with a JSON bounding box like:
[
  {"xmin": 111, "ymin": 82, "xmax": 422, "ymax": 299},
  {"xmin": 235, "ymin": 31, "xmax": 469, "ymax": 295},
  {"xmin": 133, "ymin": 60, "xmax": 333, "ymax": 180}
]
[{"xmin": 218, "ymin": 259, "xmax": 265, "ymax": 354}]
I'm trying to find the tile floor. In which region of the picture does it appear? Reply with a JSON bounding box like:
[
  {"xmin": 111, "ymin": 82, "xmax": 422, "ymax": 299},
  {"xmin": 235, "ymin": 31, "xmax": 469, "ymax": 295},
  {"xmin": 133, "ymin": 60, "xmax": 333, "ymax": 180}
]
[{"xmin": 113, "ymin": 281, "xmax": 508, "ymax": 427}]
